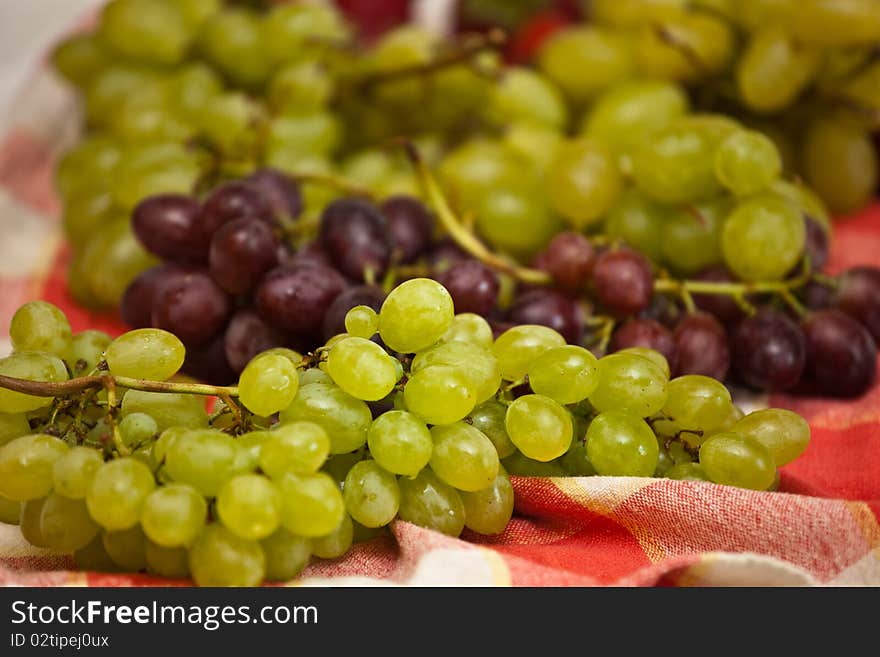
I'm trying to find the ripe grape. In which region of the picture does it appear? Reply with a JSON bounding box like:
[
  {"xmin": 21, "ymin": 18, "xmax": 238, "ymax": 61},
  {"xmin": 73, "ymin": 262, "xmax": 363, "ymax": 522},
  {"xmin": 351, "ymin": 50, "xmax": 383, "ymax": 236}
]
[
  {"xmin": 319, "ymin": 198, "xmax": 392, "ymax": 282},
  {"xmin": 834, "ymin": 267, "xmax": 880, "ymax": 342},
  {"xmin": 132, "ymin": 194, "xmax": 206, "ymax": 263},
  {"xmin": 699, "ymin": 433, "xmax": 776, "ymax": 491},
  {"xmin": 592, "ymin": 248, "xmax": 654, "ymax": 318},
  {"xmin": 714, "ymin": 129, "xmax": 782, "ymax": 196},
  {"xmin": 662, "ymin": 375, "xmax": 733, "ymax": 435},
  {"xmin": 140, "ymin": 483, "xmax": 207, "ymax": 547},
  {"xmin": 145, "ymin": 541, "xmax": 189, "ymax": 578},
  {"xmin": 802, "ymin": 309, "xmax": 877, "ymax": 397},
  {"xmin": 343, "ymin": 460, "xmax": 400, "ymax": 528},
  {"xmin": 105, "ymin": 328, "xmax": 185, "ymax": 381},
  {"xmin": 673, "ymin": 312, "xmax": 730, "ymax": 380},
  {"xmin": 217, "ymin": 474, "xmax": 281, "ymax": 540},
  {"xmin": 508, "ymin": 289, "xmax": 585, "ymax": 344},
  {"xmin": 238, "ymin": 352, "xmax": 300, "ymax": 417},
  {"xmin": 404, "ymin": 366, "xmax": 476, "ymax": 426},
  {"xmin": 381, "ymin": 195, "xmax": 434, "ymax": 264},
  {"xmin": 321, "ymin": 285, "xmax": 386, "ymax": 342},
  {"xmin": 533, "ymin": 232, "xmax": 595, "ymax": 293},
  {"xmin": 586, "ymin": 412, "xmax": 659, "ymax": 477},
  {"xmin": 0, "ymin": 352, "xmax": 69, "ymax": 414},
  {"xmin": 731, "ymin": 309, "xmax": 805, "ymax": 391},
  {"xmin": 435, "ymin": 260, "xmax": 500, "ymax": 316},
  {"xmin": 65, "ymin": 330, "xmax": 112, "ymax": 376},
  {"xmin": 589, "ymin": 352, "xmax": 668, "ymax": 417},
  {"xmin": 493, "ymin": 324, "xmax": 566, "ymax": 381},
  {"xmin": 39, "ymin": 493, "xmax": 99, "ymax": 552},
  {"xmin": 189, "ymin": 524, "xmax": 266, "ymax": 587},
  {"xmin": 259, "ymin": 422, "xmax": 330, "ymax": 477},
  {"xmin": 121, "ymin": 264, "xmax": 192, "ymax": 329},
  {"xmin": 151, "ymin": 270, "xmax": 231, "ymax": 347},
  {"xmin": 209, "ymin": 218, "xmax": 279, "ymax": 295},
  {"xmin": 9, "ymin": 301, "xmax": 71, "ymax": 357},
  {"xmin": 344, "ymin": 306, "xmax": 379, "ymax": 339},
  {"xmin": 732, "ymin": 408, "xmax": 810, "ymax": 467},
  {"xmin": 0, "ymin": 434, "xmax": 69, "ymax": 501},
  {"xmin": 164, "ymin": 430, "xmax": 242, "ymax": 497},
  {"xmin": 223, "ymin": 309, "xmax": 288, "ymax": 374},
  {"xmin": 378, "ymin": 278, "xmax": 454, "ymax": 354},
  {"xmin": 245, "ymin": 168, "xmax": 302, "ymax": 222},
  {"xmin": 442, "ymin": 313, "xmax": 494, "ymax": 349},
  {"xmin": 280, "ymin": 382, "xmax": 372, "ymax": 454},
  {"xmin": 276, "ymin": 471, "xmax": 345, "ymax": 538},
  {"xmin": 86, "ymin": 458, "xmax": 156, "ymax": 530},
  {"xmin": 460, "ymin": 471, "xmax": 514, "ymax": 536},
  {"xmin": 429, "ymin": 422, "xmax": 499, "ymax": 492},
  {"xmin": 546, "ymin": 139, "xmax": 623, "ymax": 229},
  {"xmin": 366, "ymin": 410, "xmax": 432, "ymax": 477},
  {"xmin": 102, "ymin": 525, "xmax": 148, "ymax": 571},
  {"xmin": 397, "ymin": 468, "xmax": 465, "ymax": 537},
  {"xmin": 310, "ymin": 514, "xmax": 351, "ymax": 560},
  {"xmin": 256, "ymin": 263, "xmax": 347, "ymax": 335},
  {"xmin": 528, "ymin": 346, "xmax": 600, "ymax": 405},
  {"xmin": 261, "ymin": 528, "xmax": 312, "ymax": 581},
  {"xmin": 505, "ymin": 394, "xmax": 573, "ymax": 462},
  {"xmin": 327, "ymin": 337, "xmax": 400, "ymax": 402},
  {"xmin": 610, "ymin": 319, "xmax": 676, "ymax": 371},
  {"xmin": 412, "ymin": 339, "xmax": 502, "ymax": 405}
]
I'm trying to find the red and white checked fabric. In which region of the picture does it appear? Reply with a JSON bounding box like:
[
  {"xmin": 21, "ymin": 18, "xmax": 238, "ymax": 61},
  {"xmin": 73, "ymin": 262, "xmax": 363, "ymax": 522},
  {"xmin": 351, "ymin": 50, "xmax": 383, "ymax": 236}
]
[{"xmin": 0, "ymin": 66, "xmax": 879, "ymax": 588}]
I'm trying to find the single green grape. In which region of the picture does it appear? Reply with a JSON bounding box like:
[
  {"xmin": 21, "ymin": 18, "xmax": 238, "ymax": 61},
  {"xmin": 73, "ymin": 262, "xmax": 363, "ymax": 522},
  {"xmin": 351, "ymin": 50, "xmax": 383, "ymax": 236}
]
[
  {"xmin": 196, "ymin": 92, "xmax": 262, "ymax": 157},
  {"xmin": 189, "ymin": 524, "xmax": 266, "ymax": 587},
  {"xmin": 586, "ymin": 412, "xmax": 659, "ymax": 477},
  {"xmin": 0, "ymin": 412, "xmax": 31, "ymax": 447},
  {"xmin": 439, "ymin": 140, "xmax": 529, "ymax": 212},
  {"xmin": 344, "ymin": 306, "xmax": 379, "ymax": 339},
  {"xmin": 20, "ymin": 498, "xmax": 49, "ymax": 547},
  {"xmin": 468, "ymin": 402, "xmax": 516, "ymax": 459},
  {"xmin": 65, "ymin": 330, "xmax": 112, "ymax": 376},
  {"xmin": 699, "ymin": 432, "xmax": 776, "ymax": 490},
  {"xmin": 119, "ymin": 413, "xmax": 158, "ymax": 449},
  {"xmin": 217, "ymin": 474, "xmax": 281, "ymax": 541},
  {"xmin": 51, "ymin": 34, "xmax": 109, "ymax": 87},
  {"xmin": 122, "ymin": 391, "xmax": 208, "ymax": 433},
  {"xmin": 604, "ymin": 189, "xmax": 667, "ymax": 262},
  {"xmin": 280, "ymin": 382, "xmax": 372, "ymax": 454},
  {"xmin": 662, "ymin": 375, "xmax": 733, "ymax": 435},
  {"xmin": 145, "ymin": 541, "xmax": 190, "ymax": 578},
  {"xmin": 528, "ymin": 346, "xmax": 600, "ymax": 404},
  {"xmin": 493, "ymin": 324, "xmax": 566, "ymax": 381},
  {"xmin": 618, "ymin": 347, "xmax": 671, "ymax": 380},
  {"xmin": 262, "ymin": 1, "xmax": 349, "ymax": 65},
  {"xmin": 404, "ymin": 366, "xmax": 477, "ymax": 426},
  {"xmin": 98, "ymin": 0, "xmax": 189, "ymax": 66},
  {"xmin": 277, "ymin": 471, "xmax": 345, "ymax": 538},
  {"xmin": 234, "ymin": 430, "xmax": 271, "ymax": 472},
  {"xmin": 0, "ymin": 434, "xmax": 69, "ymax": 501},
  {"xmin": 546, "ymin": 138, "xmax": 623, "ymax": 229},
  {"xmin": 589, "ymin": 353, "xmax": 668, "ymax": 418},
  {"xmin": 460, "ymin": 471, "xmax": 514, "ymax": 536},
  {"xmin": 164, "ymin": 429, "xmax": 243, "ymax": 498},
  {"xmin": 476, "ymin": 186, "xmax": 564, "ymax": 260},
  {"xmin": 487, "ymin": 67, "xmax": 568, "ymax": 129},
  {"xmin": 378, "ymin": 278, "xmax": 454, "ymax": 354},
  {"xmin": 264, "ymin": 113, "xmax": 341, "ymax": 160},
  {"xmin": 261, "ymin": 528, "xmax": 312, "ymax": 581},
  {"xmin": 505, "ymin": 395, "xmax": 573, "ymax": 462},
  {"xmin": 397, "ymin": 469, "xmax": 466, "ymax": 537},
  {"xmin": 38, "ymin": 493, "xmax": 99, "ymax": 552},
  {"xmin": 789, "ymin": 0, "xmax": 880, "ymax": 47},
  {"xmin": 560, "ymin": 437, "xmax": 598, "ymax": 476},
  {"xmin": 102, "ymin": 525, "xmax": 147, "ymax": 571},
  {"xmin": 0, "ymin": 352, "xmax": 69, "ymax": 414},
  {"xmin": 731, "ymin": 408, "xmax": 810, "ymax": 466},
  {"xmin": 502, "ymin": 451, "xmax": 568, "ymax": 476},
  {"xmin": 442, "ymin": 313, "xmax": 494, "ymax": 349},
  {"xmin": 659, "ymin": 198, "xmax": 728, "ymax": 275},
  {"xmin": 311, "ymin": 514, "xmax": 352, "ymax": 560},
  {"xmin": 9, "ymin": 301, "xmax": 71, "ymax": 357},
  {"xmin": 238, "ymin": 352, "xmax": 300, "ymax": 417},
  {"xmin": 715, "ymin": 129, "xmax": 782, "ymax": 196},
  {"xmin": 326, "ymin": 337, "xmax": 399, "ymax": 402},
  {"xmin": 140, "ymin": 483, "xmax": 206, "ymax": 547},
  {"xmin": 196, "ymin": 8, "xmax": 271, "ymax": 88},
  {"xmin": 87, "ymin": 458, "xmax": 156, "ymax": 530},
  {"xmin": 104, "ymin": 329, "xmax": 185, "ymax": 381},
  {"xmin": 429, "ymin": 423, "xmax": 499, "ymax": 492},
  {"xmin": 260, "ymin": 422, "xmax": 330, "ymax": 478},
  {"xmin": 367, "ymin": 411, "xmax": 432, "ymax": 477},
  {"xmin": 635, "ymin": 10, "xmax": 734, "ymax": 82},
  {"xmin": 411, "ymin": 341, "xmax": 501, "ymax": 405},
  {"xmin": 52, "ymin": 447, "xmax": 104, "ymax": 499},
  {"xmin": 665, "ymin": 462, "xmax": 709, "ymax": 481},
  {"xmin": 343, "ymin": 461, "xmax": 400, "ymax": 528},
  {"xmin": 167, "ymin": 62, "xmax": 223, "ymax": 121},
  {"xmin": 503, "ymin": 122, "xmax": 564, "ymax": 174},
  {"xmin": 269, "ymin": 61, "xmax": 335, "ymax": 114}
]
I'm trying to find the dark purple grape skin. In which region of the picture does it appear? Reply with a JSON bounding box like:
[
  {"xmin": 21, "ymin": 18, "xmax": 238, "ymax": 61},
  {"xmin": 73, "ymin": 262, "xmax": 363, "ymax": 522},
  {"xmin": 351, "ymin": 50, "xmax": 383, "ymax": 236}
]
[
  {"xmin": 609, "ymin": 319, "xmax": 677, "ymax": 371},
  {"xmin": 288, "ymin": 240, "xmax": 336, "ymax": 269},
  {"xmin": 224, "ymin": 309, "xmax": 289, "ymax": 374},
  {"xmin": 319, "ymin": 198, "xmax": 392, "ymax": 281},
  {"xmin": 591, "ymin": 248, "xmax": 653, "ymax": 318},
  {"xmin": 691, "ymin": 266, "xmax": 745, "ymax": 324},
  {"xmin": 380, "ymin": 195, "xmax": 434, "ymax": 264},
  {"xmin": 181, "ymin": 334, "xmax": 237, "ymax": 386},
  {"xmin": 199, "ymin": 182, "xmax": 274, "ymax": 239},
  {"xmin": 120, "ymin": 264, "xmax": 195, "ymax": 329},
  {"xmin": 639, "ymin": 293, "xmax": 682, "ymax": 329},
  {"xmin": 428, "ymin": 239, "xmax": 469, "ymax": 273},
  {"xmin": 800, "ymin": 280, "xmax": 835, "ymax": 310},
  {"xmin": 131, "ymin": 194, "xmax": 206, "ymax": 263},
  {"xmin": 208, "ymin": 218, "xmax": 279, "ymax": 295},
  {"xmin": 673, "ymin": 312, "xmax": 730, "ymax": 380},
  {"xmin": 508, "ymin": 289, "xmax": 585, "ymax": 343},
  {"xmin": 256, "ymin": 264, "xmax": 347, "ymax": 335},
  {"xmin": 245, "ymin": 168, "xmax": 303, "ymax": 222},
  {"xmin": 802, "ymin": 217, "xmax": 829, "ymax": 272},
  {"xmin": 731, "ymin": 308, "xmax": 805, "ymax": 391},
  {"xmin": 151, "ymin": 270, "xmax": 231, "ymax": 347},
  {"xmin": 321, "ymin": 285, "xmax": 387, "ymax": 342},
  {"xmin": 802, "ymin": 309, "xmax": 877, "ymax": 397},
  {"xmin": 435, "ymin": 260, "xmax": 500, "ymax": 316},
  {"xmin": 533, "ymin": 232, "xmax": 594, "ymax": 293},
  {"xmin": 834, "ymin": 267, "xmax": 880, "ymax": 342}
]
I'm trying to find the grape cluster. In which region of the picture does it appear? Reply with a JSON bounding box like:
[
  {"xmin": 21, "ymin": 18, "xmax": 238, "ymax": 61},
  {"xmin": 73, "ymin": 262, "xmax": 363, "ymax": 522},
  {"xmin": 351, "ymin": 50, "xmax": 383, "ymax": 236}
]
[{"xmin": 0, "ymin": 286, "xmax": 810, "ymax": 585}]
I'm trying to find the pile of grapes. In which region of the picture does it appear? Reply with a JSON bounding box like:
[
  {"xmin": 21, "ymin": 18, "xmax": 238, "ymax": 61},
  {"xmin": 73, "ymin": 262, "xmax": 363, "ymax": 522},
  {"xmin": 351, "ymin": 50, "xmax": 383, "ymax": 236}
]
[{"xmin": 0, "ymin": 281, "xmax": 809, "ymax": 585}]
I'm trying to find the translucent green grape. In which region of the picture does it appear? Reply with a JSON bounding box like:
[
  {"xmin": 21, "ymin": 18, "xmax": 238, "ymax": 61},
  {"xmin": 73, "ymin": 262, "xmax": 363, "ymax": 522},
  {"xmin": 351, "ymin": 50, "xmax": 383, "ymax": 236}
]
[
  {"xmin": 9, "ymin": 301, "xmax": 72, "ymax": 357},
  {"xmin": 164, "ymin": 430, "xmax": 243, "ymax": 498},
  {"xmin": 51, "ymin": 34, "xmax": 109, "ymax": 88},
  {"xmin": 429, "ymin": 423, "xmax": 499, "ymax": 492},
  {"xmin": 411, "ymin": 341, "xmax": 501, "ymax": 404},
  {"xmin": 20, "ymin": 498, "xmax": 49, "ymax": 547},
  {"xmin": 0, "ymin": 434, "xmax": 69, "ymax": 501},
  {"xmin": 196, "ymin": 92, "xmax": 262, "ymax": 157},
  {"xmin": 189, "ymin": 524, "xmax": 265, "ymax": 587},
  {"xmin": 269, "ymin": 61, "xmax": 335, "ymax": 114},
  {"xmin": 0, "ymin": 352, "xmax": 69, "ymax": 414},
  {"xmin": 378, "ymin": 278, "xmax": 454, "ymax": 354},
  {"xmin": 87, "ymin": 458, "xmax": 156, "ymax": 530},
  {"xmin": 344, "ymin": 306, "xmax": 379, "ymax": 339},
  {"xmin": 367, "ymin": 411, "xmax": 432, "ymax": 477},
  {"xmin": 260, "ymin": 422, "xmax": 330, "ymax": 478},
  {"xmin": 731, "ymin": 408, "xmax": 810, "ymax": 466},
  {"xmin": 505, "ymin": 395, "xmax": 573, "ymax": 462},
  {"xmin": 119, "ymin": 413, "xmax": 158, "ymax": 449},
  {"xmin": 217, "ymin": 474, "xmax": 281, "ymax": 541},
  {"xmin": 560, "ymin": 437, "xmax": 597, "ymax": 476},
  {"xmin": 277, "ymin": 471, "xmax": 345, "ymax": 538},
  {"xmin": 140, "ymin": 483, "xmax": 206, "ymax": 547},
  {"xmin": 196, "ymin": 8, "xmax": 271, "ymax": 88},
  {"xmin": 280, "ymin": 382, "xmax": 372, "ymax": 454},
  {"xmin": 261, "ymin": 528, "xmax": 312, "ymax": 581},
  {"xmin": 145, "ymin": 541, "xmax": 190, "ymax": 578},
  {"xmin": 528, "ymin": 346, "xmax": 600, "ymax": 404},
  {"xmin": 468, "ymin": 402, "xmax": 516, "ymax": 459},
  {"xmin": 442, "ymin": 313, "xmax": 494, "ymax": 349},
  {"xmin": 404, "ymin": 366, "xmax": 477, "ymax": 426},
  {"xmin": 476, "ymin": 187, "xmax": 564, "ymax": 259},
  {"xmin": 659, "ymin": 198, "xmax": 728, "ymax": 275},
  {"xmin": 39, "ymin": 493, "xmax": 99, "ymax": 552},
  {"xmin": 0, "ymin": 412, "xmax": 30, "ymax": 447},
  {"xmin": 121, "ymin": 391, "xmax": 208, "ymax": 433},
  {"xmin": 502, "ymin": 451, "xmax": 568, "ymax": 476},
  {"xmin": 168, "ymin": 62, "xmax": 223, "ymax": 120},
  {"xmin": 52, "ymin": 447, "xmax": 104, "ymax": 500},
  {"xmin": 311, "ymin": 514, "xmax": 352, "ymax": 559},
  {"xmin": 0, "ymin": 494, "xmax": 20, "ymax": 525},
  {"xmin": 618, "ymin": 347, "xmax": 671, "ymax": 379},
  {"xmin": 238, "ymin": 352, "xmax": 299, "ymax": 417},
  {"xmin": 104, "ymin": 329, "xmax": 185, "ymax": 381},
  {"xmin": 65, "ymin": 330, "xmax": 112, "ymax": 376},
  {"xmin": 262, "ymin": 1, "xmax": 349, "ymax": 65},
  {"xmin": 547, "ymin": 138, "xmax": 623, "ymax": 229},
  {"xmin": 461, "ymin": 471, "xmax": 514, "ymax": 535},
  {"xmin": 604, "ymin": 189, "xmax": 667, "ymax": 262},
  {"xmin": 397, "ymin": 469, "xmax": 466, "ymax": 537},
  {"xmin": 586, "ymin": 412, "xmax": 659, "ymax": 477},
  {"xmin": 662, "ymin": 375, "xmax": 733, "ymax": 435},
  {"xmin": 588, "ymin": 353, "xmax": 668, "ymax": 418},
  {"xmin": 343, "ymin": 461, "xmax": 400, "ymax": 528},
  {"xmin": 666, "ymin": 463, "xmax": 710, "ymax": 481},
  {"xmin": 699, "ymin": 432, "xmax": 776, "ymax": 490},
  {"xmin": 98, "ymin": 0, "xmax": 189, "ymax": 66},
  {"xmin": 326, "ymin": 337, "xmax": 399, "ymax": 402},
  {"xmin": 635, "ymin": 10, "xmax": 734, "ymax": 82},
  {"xmin": 503, "ymin": 122, "xmax": 564, "ymax": 174},
  {"xmin": 487, "ymin": 67, "xmax": 568, "ymax": 129},
  {"xmin": 715, "ymin": 130, "xmax": 782, "ymax": 196},
  {"xmin": 493, "ymin": 325, "xmax": 566, "ymax": 381},
  {"xmin": 102, "ymin": 525, "xmax": 147, "ymax": 571}
]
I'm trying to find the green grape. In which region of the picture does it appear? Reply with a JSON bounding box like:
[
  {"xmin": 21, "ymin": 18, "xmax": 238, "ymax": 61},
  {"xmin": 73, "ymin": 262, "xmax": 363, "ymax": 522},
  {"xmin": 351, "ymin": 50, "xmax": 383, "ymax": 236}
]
[
  {"xmin": 197, "ymin": 93, "xmax": 262, "ymax": 157},
  {"xmin": 560, "ymin": 437, "xmax": 597, "ymax": 476},
  {"xmin": 503, "ymin": 122, "xmax": 564, "ymax": 174},
  {"xmin": 74, "ymin": 534, "xmax": 119, "ymax": 573},
  {"xmin": 546, "ymin": 138, "xmax": 623, "ymax": 229},
  {"xmin": 197, "ymin": 8, "xmax": 271, "ymax": 88},
  {"xmin": 734, "ymin": 0, "xmax": 794, "ymax": 30},
  {"xmin": 56, "ymin": 135, "xmax": 121, "ymax": 199},
  {"xmin": 0, "ymin": 495, "xmax": 20, "ymax": 525},
  {"xmin": 269, "ymin": 61, "xmax": 335, "ymax": 114},
  {"xmin": 102, "ymin": 525, "xmax": 147, "ymax": 571},
  {"xmin": 468, "ymin": 402, "xmax": 516, "ymax": 459},
  {"xmin": 487, "ymin": 67, "xmax": 568, "ymax": 129},
  {"xmin": 343, "ymin": 461, "xmax": 400, "ymax": 528},
  {"xmin": 119, "ymin": 413, "xmax": 158, "ymax": 449},
  {"xmin": 0, "ymin": 352, "xmax": 68, "ymax": 414},
  {"xmin": 261, "ymin": 528, "xmax": 312, "ymax": 581},
  {"xmin": 217, "ymin": 474, "xmax": 281, "ymax": 541},
  {"xmin": 662, "ymin": 375, "xmax": 733, "ymax": 435},
  {"xmin": 715, "ymin": 130, "xmax": 782, "ymax": 196},
  {"xmin": 659, "ymin": 199, "xmax": 728, "ymax": 275},
  {"xmin": 439, "ymin": 140, "xmax": 531, "ymax": 212},
  {"xmin": 505, "ymin": 394, "xmax": 573, "ymax": 462},
  {"xmin": 586, "ymin": 412, "xmax": 659, "ymax": 477},
  {"xmin": 802, "ymin": 116, "xmax": 878, "ymax": 214},
  {"xmin": 280, "ymin": 382, "xmax": 372, "ymax": 454},
  {"xmin": 168, "ymin": 63, "xmax": 223, "ymax": 121},
  {"xmin": 736, "ymin": 27, "xmax": 820, "ymax": 114},
  {"xmin": 311, "ymin": 513, "xmax": 352, "ymax": 560},
  {"xmin": 51, "ymin": 34, "xmax": 109, "ymax": 87},
  {"xmin": 502, "ymin": 451, "xmax": 567, "ymax": 476},
  {"xmin": 189, "ymin": 524, "xmax": 265, "ymax": 586},
  {"xmin": 145, "ymin": 541, "xmax": 190, "ymax": 578},
  {"xmin": 140, "ymin": 483, "xmax": 206, "ymax": 547},
  {"xmin": 618, "ymin": 347, "xmax": 670, "ymax": 380},
  {"xmin": 604, "ymin": 189, "xmax": 666, "ymax": 262},
  {"xmin": 20, "ymin": 498, "xmax": 49, "ymax": 547},
  {"xmin": 164, "ymin": 430, "xmax": 243, "ymax": 497},
  {"xmin": 537, "ymin": 27, "xmax": 635, "ymax": 105},
  {"xmin": 277, "ymin": 471, "xmax": 345, "ymax": 538},
  {"xmin": 122, "ymin": 391, "xmax": 208, "ymax": 433},
  {"xmin": 61, "ymin": 185, "xmax": 115, "ymax": 249},
  {"xmin": 631, "ymin": 119, "xmax": 724, "ymax": 203},
  {"xmin": 528, "ymin": 346, "xmax": 600, "ymax": 404},
  {"xmin": 0, "ymin": 434, "xmax": 68, "ymax": 501},
  {"xmin": 104, "ymin": 329, "xmax": 184, "ymax": 381},
  {"xmin": 98, "ymin": 0, "xmax": 189, "ymax": 66},
  {"xmin": 699, "ymin": 432, "xmax": 776, "ymax": 490},
  {"xmin": 731, "ymin": 408, "xmax": 810, "ymax": 466},
  {"xmin": 666, "ymin": 462, "xmax": 710, "ymax": 481},
  {"xmin": 233, "ymin": 430, "xmax": 271, "ymax": 472},
  {"xmin": 344, "ymin": 306, "xmax": 379, "ymax": 339},
  {"xmin": 52, "ymin": 447, "xmax": 103, "ymax": 499},
  {"xmin": 10, "ymin": 301, "xmax": 71, "ymax": 357},
  {"xmin": 368, "ymin": 27, "xmax": 437, "ymax": 108},
  {"xmin": 635, "ymin": 10, "xmax": 734, "ymax": 82},
  {"xmin": 411, "ymin": 341, "xmax": 501, "ymax": 405},
  {"xmin": 582, "ymin": 79, "xmax": 689, "ymax": 161},
  {"xmin": 0, "ymin": 412, "xmax": 29, "ymax": 447},
  {"xmin": 721, "ymin": 193, "xmax": 805, "ymax": 281},
  {"xmin": 87, "ymin": 458, "xmax": 155, "ymax": 530},
  {"xmin": 65, "ymin": 330, "xmax": 112, "ymax": 377},
  {"xmin": 769, "ymin": 179, "xmax": 830, "ymax": 233},
  {"xmin": 789, "ymin": 0, "xmax": 880, "ymax": 47},
  {"xmin": 404, "ymin": 366, "xmax": 477, "ymax": 426},
  {"xmin": 429, "ymin": 423, "xmax": 499, "ymax": 492},
  {"xmin": 262, "ymin": 348, "xmax": 304, "ymax": 365},
  {"xmin": 260, "ymin": 422, "xmax": 330, "ymax": 478},
  {"xmin": 367, "ymin": 411, "xmax": 432, "ymax": 477},
  {"xmin": 442, "ymin": 313, "xmax": 494, "ymax": 350},
  {"xmin": 493, "ymin": 324, "xmax": 566, "ymax": 381},
  {"xmin": 84, "ymin": 65, "xmax": 162, "ymax": 127},
  {"xmin": 475, "ymin": 187, "xmax": 564, "ymax": 259},
  {"xmin": 589, "ymin": 353, "xmax": 668, "ymax": 418},
  {"xmin": 262, "ymin": 1, "xmax": 349, "ymax": 66},
  {"xmin": 592, "ymin": 0, "xmax": 684, "ymax": 25},
  {"xmin": 238, "ymin": 352, "xmax": 299, "ymax": 417},
  {"xmin": 321, "ymin": 449, "xmax": 366, "ymax": 487},
  {"xmin": 326, "ymin": 337, "xmax": 399, "ymax": 402},
  {"xmin": 114, "ymin": 96, "xmax": 193, "ymax": 144},
  {"xmin": 343, "ymin": 149, "xmax": 400, "ymax": 189},
  {"xmin": 378, "ymin": 278, "xmax": 454, "ymax": 354},
  {"xmin": 461, "ymin": 471, "xmax": 514, "ymax": 536},
  {"xmin": 39, "ymin": 493, "xmax": 99, "ymax": 552},
  {"xmin": 265, "ymin": 114, "xmax": 341, "ymax": 163},
  {"xmin": 397, "ymin": 469, "xmax": 466, "ymax": 537}
]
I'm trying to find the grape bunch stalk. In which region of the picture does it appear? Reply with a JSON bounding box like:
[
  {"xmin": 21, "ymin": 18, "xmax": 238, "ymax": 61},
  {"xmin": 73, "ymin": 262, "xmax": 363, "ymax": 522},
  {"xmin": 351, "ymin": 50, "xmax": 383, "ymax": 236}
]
[{"xmin": 0, "ymin": 282, "xmax": 810, "ymax": 585}]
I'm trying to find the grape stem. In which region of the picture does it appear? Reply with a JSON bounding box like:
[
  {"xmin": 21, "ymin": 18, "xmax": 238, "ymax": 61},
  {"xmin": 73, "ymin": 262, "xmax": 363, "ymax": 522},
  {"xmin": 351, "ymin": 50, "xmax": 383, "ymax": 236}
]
[
  {"xmin": 103, "ymin": 377, "xmax": 129, "ymax": 457},
  {"xmin": 0, "ymin": 373, "xmax": 240, "ymax": 399}
]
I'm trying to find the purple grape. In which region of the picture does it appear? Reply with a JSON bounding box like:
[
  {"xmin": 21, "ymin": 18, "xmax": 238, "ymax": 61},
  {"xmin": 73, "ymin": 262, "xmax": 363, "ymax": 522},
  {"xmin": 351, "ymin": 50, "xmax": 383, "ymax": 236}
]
[
  {"xmin": 834, "ymin": 266, "xmax": 880, "ymax": 342},
  {"xmin": 121, "ymin": 264, "xmax": 195, "ymax": 329},
  {"xmin": 151, "ymin": 270, "xmax": 231, "ymax": 347},
  {"xmin": 533, "ymin": 232, "xmax": 594, "ymax": 293},
  {"xmin": 435, "ymin": 260, "xmax": 500, "ymax": 316},
  {"xmin": 245, "ymin": 168, "xmax": 303, "ymax": 222},
  {"xmin": 691, "ymin": 266, "xmax": 745, "ymax": 324},
  {"xmin": 802, "ymin": 309, "xmax": 877, "ymax": 397},
  {"xmin": 209, "ymin": 218, "xmax": 279, "ymax": 295},
  {"xmin": 731, "ymin": 308, "xmax": 805, "ymax": 391},
  {"xmin": 224, "ymin": 309, "xmax": 289, "ymax": 374},
  {"xmin": 199, "ymin": 182, "xmax": 274, "ymax": 239},
  {"xmin": 131, "ymin": 194, "xmax": 206, "ymax": 263},
  {"xmin": 256, "ymin": 264, "xmax": 347, "ymax": 335},
  {"xmin": 673, "ymin": 312, "xmax": 730, "ymax": 380},
  {"xmin": 639, "ymin": 293, "xmax": 682, "ymax": 329},
  {"xmin": 609, "ymin": 318, "xmax": 677, "ymax": 370},
  {"xmin": 321, "ymin": 285, "xmax": 387, "ymax": 341},
  {"xmin": 429, "ymin": 239, "xmax": 469, "ymax": 273},
  {"xmin": 181, "ymin": 334, "xmax": 237, "ymax": 386},
  {"xmin": 802, "ymin": 217, "xmax": 829, "ymax": 272},
  {"xmin": 380, "ymin": 195, "xmax": 434, "ymax": 264},
  {"xmin": 592, "ymin": 248, "xmax": 653, "ymax": 318},
  {"xmin": 800, "ymin": 280, "xmax": 835, "ymax": 310},
  {"xmin": 508, "ymin": 289, "xmax": 585, "ymax": 343},
  {"xmin": 288, "ymin": 241, "xmax": 336, "ymax": 270},
  {"xmin": 319, "ymin": 198, "xmax": 392, "ymax": 281}
]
